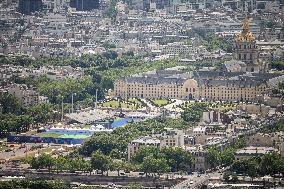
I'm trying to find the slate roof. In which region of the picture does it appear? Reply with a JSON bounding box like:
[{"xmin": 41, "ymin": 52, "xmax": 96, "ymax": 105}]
[
  {"xmin": 124, "ymin": 76, "xmax": 186, "ymax": 85},
  {"xmin": 121, "ymin": 69, "xmax": 282, "ymax": 88}
]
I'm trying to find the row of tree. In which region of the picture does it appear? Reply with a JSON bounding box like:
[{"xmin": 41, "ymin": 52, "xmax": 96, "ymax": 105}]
[
  {"xmin": 132, "ymin": 146, "xmax": 193, "ymax": 174},
  {"xmin": 0, "ymin": 180, "xmax": 70, "ymax": 189},
  {"xmin": 30, "ymin": 146, "xmax": 193, "ymax": 176},
  {"xmin": 30, "ymin": 154, "xmax": 91, "ymax": 173},
  {"xmin": 230, "ymin": 152, "xmax": 284, "ymax": 179},
  {"xmin": 0, "ymin": 179, "xmax": 143, "ymax": 189}
]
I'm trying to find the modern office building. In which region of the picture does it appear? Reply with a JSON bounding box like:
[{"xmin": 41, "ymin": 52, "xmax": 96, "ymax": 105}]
[
  {"xmin": 70, "ymin": 0, "xmax": 99, "ymax": 11},
  {"xmin": 18, "ymin": 0, "xmax": 43, "ymax": 15}
]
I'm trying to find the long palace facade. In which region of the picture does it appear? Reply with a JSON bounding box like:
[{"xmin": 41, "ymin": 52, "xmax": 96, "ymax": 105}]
[{"xmin": 112, "ymin": 70, "xmax": 275, "ymax": 101}]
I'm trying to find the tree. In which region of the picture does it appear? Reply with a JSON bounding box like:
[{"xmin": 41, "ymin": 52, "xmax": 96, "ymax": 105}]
[
  {"xmin": 260, "ymin": 152, "xmax": 283, "ymax": 176},
  {"xmin": 220, "ymin": 147, "xmax": 235, "ymax": 166},
  {"xmin": 54, "ymin": 156, "xmax": 68, "ymax": 173},
  {"xmin": 202, "ymin": 33, "xmax": 232, "ymax": 53},
  {"xmin": 231, "ymin": 160, "xmax": 247, "ymax": 174},
  {"xmin": 0, "ymin": 114, "xmax": 33, "ymax": 136},
  {"xmin": 37, "ymin": 154, "xmax": 55, "ymax": 173},
  {"xmin": 91, "ymin": 150, "xmax": 111, "ymax": 175},
  {"xmin": 247, "ymin": 158, "xmax": 259, "ymax": 180},
  {"xmin": 27, "ymin": 103, "xmax": 55, "ymax": 123},
  {"xmin": 0, "ymin": 93, "xmax": 22, "ymax": 114},
  {"xmin": 102, "ymin": 50, "xmax": 118, "ymax": 60},
  {"xmin": 0, "ymin": 179, "xmax": 70, "ymax": 189},
  {"xmin": 161, "ymin": 147, "xmax": 193, "ymax": 172},
  {"xmin": 279, "ymin": 81, "xmax": 284, "ymax": 89},
  {"xmin": 271, "ymin": 61, "xmax": 284, "ymax": 71},
  {"xmin": 101, "ymin": 77, "xmax": 114, "ymax": 90},
  {"xmin": 181, "ymin": 102, "xmax": 207, "ymax": 123},
  {"xmin": 110, "ymin": 148, "xmax": 124, "ymax": 159},
  {"xmin": 30, "ymin": 157, "xmax": 40, "ymax": 170},
  {"xmin": 223, "ymin": 172, "xmax": 230, "ymax": 182},
  {"xmin": 123, "ymin": 185, "xmax": 143, "ymax": 189},
  {"xmin": 234, "ymin": 138, "xmax": 246, "ymax": 149},
  {"xmin": 106, "ymin": 2, "xmax": 117, "ymax": 21},
  {"xmin": 132, "ymin": 146, "xmax": 160, "ymax": 163},
  {"xmin": 141, "ymin": 156, "xmax": 170, "ymax": 176},
  {"xmin": 206, "ymin": 147, "xmax": 220, "ymax": 169},
  {"xmin": 111, "ymin": 160, "xmax": 124, "ymax": 176}
]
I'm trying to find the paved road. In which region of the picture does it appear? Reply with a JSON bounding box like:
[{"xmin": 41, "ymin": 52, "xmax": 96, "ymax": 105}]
[{"xmin": 140, "ymin": 99, "xmax": 158, "ymax": 112}]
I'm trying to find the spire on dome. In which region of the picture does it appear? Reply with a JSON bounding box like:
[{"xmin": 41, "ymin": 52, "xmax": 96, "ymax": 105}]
[
  {"xmin": 242, "ymin": 17, "xmax": 250, "ymax": 33},
  {"xmin": 235, "ymin": 17, "xmax": 255, "ymax": 42}
]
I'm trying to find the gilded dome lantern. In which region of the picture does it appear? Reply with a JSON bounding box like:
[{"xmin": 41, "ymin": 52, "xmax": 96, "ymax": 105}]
[{"xmin": 235, "ymin": 17, "xmax": 255, "ymax": 42}]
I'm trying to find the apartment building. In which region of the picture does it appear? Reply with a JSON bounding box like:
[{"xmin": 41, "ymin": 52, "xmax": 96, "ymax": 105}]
[
  {"xmin": 127, "ymin": 136, "xmax": 160, "ymax": 160},
  {"xmin": 6, "ymin": 84, "xmax": 39, "ymax": 107},
  {"xmin": 158, "ymin": 128, "xmax": 185, "ymax": 148},
  {"xmin": 186, "ymin": 146, "xmax": 207, "ymax": 172},
  {"xmin": 161, "ymin": 43, "xmax": 199, "ymax": 57},
  {"xmin": 127, "ymin": 128, "xmax": 184, "ymax": 160}
]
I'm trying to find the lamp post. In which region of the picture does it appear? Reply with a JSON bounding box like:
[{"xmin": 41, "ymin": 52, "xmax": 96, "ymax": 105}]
[
  {"xmin": 95, "ymin": 89, "xmax": 98, "ymax": 108},
  {"xmin": 61, "ymin": 98, "xmax": 64, "ymax": 121},
  {"xmin": 71, "ymin": 93, "xmax": 76, "ymax": 113}
]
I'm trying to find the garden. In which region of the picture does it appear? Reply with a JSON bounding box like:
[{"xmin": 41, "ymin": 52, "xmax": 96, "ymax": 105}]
[{"xmin": 97, "ymin": 98, "xmax": 145, "ymax": 110}]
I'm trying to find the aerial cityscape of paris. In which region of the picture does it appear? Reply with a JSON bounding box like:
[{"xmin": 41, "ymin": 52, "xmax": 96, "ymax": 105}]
[{"xmin": 0, "ymin": 0, "xmax": 283, "ymax": 188}]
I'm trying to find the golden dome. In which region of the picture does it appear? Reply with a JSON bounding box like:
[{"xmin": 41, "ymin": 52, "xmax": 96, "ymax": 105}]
[{"xmin": 235, "ymin": 17, "xmax": 255, "ymax": 42}]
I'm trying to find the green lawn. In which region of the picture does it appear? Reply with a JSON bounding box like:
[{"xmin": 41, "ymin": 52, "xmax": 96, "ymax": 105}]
[
  {"xmin": 128, "ymin": 98, "xmax": 142, "ymax": 106},
  {"xmin": 37, "ymin": 133, "xmax": 90, "ymax": 139},
  {"xmin": 152, "ymin": 99, "xmax": 171, "ymax": 107},
  {"xmin": 179, "ymin": 101, "xmax": 237, "ymax": 112},
  {"xmin": 60, "ymin": 134, "xmax": 91, "ymax": 139},
  {"xmin": 98, "ymin": 100, "xmax": 137, "ymax": 109},
  {"xmin": 38, "ymin": 133, "xmax": 63, "ymax": 138}
]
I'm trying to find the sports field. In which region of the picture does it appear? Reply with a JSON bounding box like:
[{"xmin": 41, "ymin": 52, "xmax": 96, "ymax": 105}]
[{"xmin": 38, "ymin": 133, "xmax": 91, "ymax": 139}]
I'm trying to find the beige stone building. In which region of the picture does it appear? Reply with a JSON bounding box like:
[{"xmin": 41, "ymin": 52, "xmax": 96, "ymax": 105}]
[
  {"xmin": 7, "ymin": 84, "xmax": 39, "ymax": 107},
  {"xmin": 113, "ymin": 71, "xmax": 269, "ymax": 102},
  {"xmin": 127, "ymin": 128, "xmax": 184, "ymax": 160},
  {"xmin": 186, "ymin": 146, "xmax": 207, "ymax": 172},
  {"xmin": 248, "ymin": 132, "xmax": 284, "ymax": 157}
]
